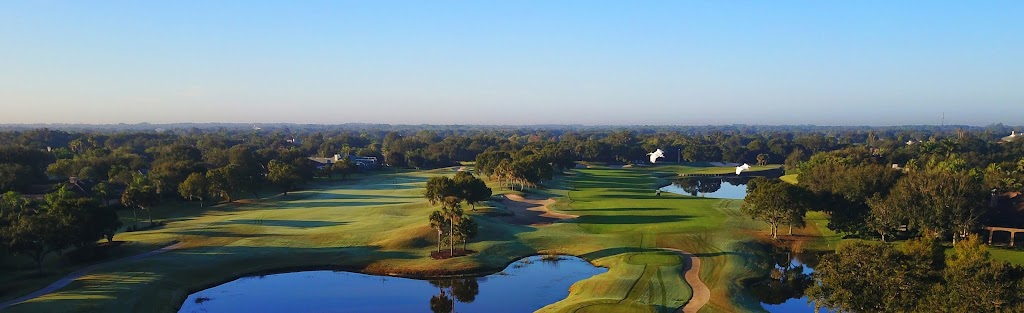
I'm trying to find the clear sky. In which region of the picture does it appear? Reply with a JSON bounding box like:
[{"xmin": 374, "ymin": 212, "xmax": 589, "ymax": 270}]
[{"xmin": 1, "ymin": 1, "xmax": 1021, "ymax": 126}]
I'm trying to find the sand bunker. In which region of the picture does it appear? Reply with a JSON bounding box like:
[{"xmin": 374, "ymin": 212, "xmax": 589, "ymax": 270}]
[{"xmin": 499, "ymin": 194, "xmax": 578, "ymax": 226}]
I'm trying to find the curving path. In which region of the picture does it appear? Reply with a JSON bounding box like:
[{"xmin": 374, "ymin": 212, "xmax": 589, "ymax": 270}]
[
  {"xmin": 660, "ymin": 248, "xmax": 710, "ymax": 313},
  {"xmin": 0, "ymin": 241, "xmax": 184, "ymax": 310}
]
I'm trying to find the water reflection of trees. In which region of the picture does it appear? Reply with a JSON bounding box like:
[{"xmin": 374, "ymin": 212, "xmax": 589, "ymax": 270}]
[
  {"xmin": 735, "ymin": 241, "xmax": 819, "ymax": 306},
  {"xmin": 428, "ymin": 278, "xmax": 479, "ymax": 313},
  {"xmin": 675, "ymin": 178, "xmax": 723, "ymax": 197}
]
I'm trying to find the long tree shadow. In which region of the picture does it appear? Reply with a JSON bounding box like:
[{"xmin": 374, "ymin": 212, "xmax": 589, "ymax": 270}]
[
  {"xmin": 576, "ymin": 207, "xmax": 674, "ymax": 212},
  {"xmin": 572, "ymin": 214, "xmax": 692, "ymax": 225},
  {"xmin": 578, "ymin": 247, "xmax": 652, "ymax": 260},
  {"xmin": 214, "ymin": 220, "xmax": 348, "ymax": 228},
  {"xmin": 279, "ymin": 200, "xmax": 412, "ymax": 209}
]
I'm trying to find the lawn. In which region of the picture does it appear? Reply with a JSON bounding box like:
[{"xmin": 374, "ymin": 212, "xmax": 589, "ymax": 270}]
[{"xmin": 15, "ymin": 164, "xmax": 1018, "ymax": 313}]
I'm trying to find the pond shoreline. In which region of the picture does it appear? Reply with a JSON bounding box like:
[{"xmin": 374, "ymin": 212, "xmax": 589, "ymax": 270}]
[
  {"xmin": 178, "ymin": 254, "xmax": 606, "ymax": 313},
  {"xmin": 171, "ymin": 252, "xmax": 611, "ymax": 312}
]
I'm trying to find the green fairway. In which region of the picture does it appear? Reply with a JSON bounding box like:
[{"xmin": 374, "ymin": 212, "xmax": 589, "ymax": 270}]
[{"xmin": 0, "ymin": 165, "xmax": 884, "ymax": 312}]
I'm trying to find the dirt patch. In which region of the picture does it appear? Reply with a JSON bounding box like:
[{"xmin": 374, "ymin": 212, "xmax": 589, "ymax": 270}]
[
  {"xmin": 497, "ymin": 194, "xmax": 578, "ymax": 226},
  {"xmin": 744, "ymin": 223, "xmax": 824, "ymax": 253},
  {"xmin": 430, "ymin": 249, "xmax": 476, "ymax": 259}
]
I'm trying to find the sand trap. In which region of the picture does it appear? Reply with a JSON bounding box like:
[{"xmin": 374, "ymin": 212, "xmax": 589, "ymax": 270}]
[{"xmin": 499, "ymin": 194, "xmax": 578, "ymax": 226}]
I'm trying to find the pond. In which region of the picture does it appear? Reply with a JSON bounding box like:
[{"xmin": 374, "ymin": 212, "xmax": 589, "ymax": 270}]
[
  {"xmin": 178, "ymin": 255, "xmax": 607, "ymax": 313},
  {"xmin": 658, "ymin": 176, "xmax": 758, "ymax": 199},
  {"xmin": 738, "ymin": 242, "xmax": 830, "ymax": 313}
]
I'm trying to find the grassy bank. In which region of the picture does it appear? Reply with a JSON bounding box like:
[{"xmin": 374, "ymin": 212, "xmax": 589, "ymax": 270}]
[{"xmin": 2, "ymin": 164, "xmax": 913, "ymax": 313}]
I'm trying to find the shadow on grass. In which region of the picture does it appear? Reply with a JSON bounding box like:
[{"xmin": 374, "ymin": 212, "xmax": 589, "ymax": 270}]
[
  {"xmin": 578, "ymin": 247, "xmax": 652, "ymax": 260},
  {"xmin": 286, "ymin": 200, "xmax": 412, "ymax": 208},
  {"xmin": 576, "ymin": 207, "xmax": 674, "ymax": 212},
  {"xmin": 573, "ymin": 214, "xmax": 692, "ymax": 225},
  {"xmin": 169, "ymin": 230, "xmax": 302, "ymax": 238},
  {"xmin": 214, "ymin": 220, "xmax": 348, "ymax": 228}
]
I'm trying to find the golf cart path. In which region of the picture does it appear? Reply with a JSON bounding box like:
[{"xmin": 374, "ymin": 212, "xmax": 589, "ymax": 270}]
[
  {"xmin": 660, "ymin": 248, "xmax": 710, "ymax": 313},
  {"xmin": 0, "ymin": 241, "xmax": 184, "ymax": 310}
]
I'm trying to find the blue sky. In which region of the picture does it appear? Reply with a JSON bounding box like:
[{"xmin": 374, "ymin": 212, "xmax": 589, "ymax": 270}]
[{"xmin": 1, "ymin": 1, "xmax": 1021, "ymax": 125}]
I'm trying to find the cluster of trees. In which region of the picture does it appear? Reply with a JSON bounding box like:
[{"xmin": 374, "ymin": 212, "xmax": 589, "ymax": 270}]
[
  {"xmin": 475, "ymin": 148, "xmax": 571, "ymax": 191},
  {"xmin": 423, "ymin": 172, "xmax": 491, "ymax": 256},
  {"xmin": 789, "ymin": 143, "xmax": 1020, "ymax": 244},
  {"xmin": 741, "ymin": 178, "xmax": 812, "ymax": 239},
  {"xmin": 0, "ymin": 189, "xmax": 121, "ymax": 272},
  {"xmin": 809, "ymin": 237, "xmax": 1024, "ymax": 312}
]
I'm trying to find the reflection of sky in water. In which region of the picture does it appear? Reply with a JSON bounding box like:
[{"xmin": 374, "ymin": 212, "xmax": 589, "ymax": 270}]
[
  {"xmin": 658, "ymin": 179, "xmax": 749, "ymax": 199},
  {"xmin": 761, "ymin": 258, "xmax": 832, "ymax": 313},
  {"xmin": 178, "ymin": 256, "xmax": 606, "ymax": 313}
]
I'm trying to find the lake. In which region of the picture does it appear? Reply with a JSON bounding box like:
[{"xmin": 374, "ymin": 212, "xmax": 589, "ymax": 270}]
[
  {"xmin": 737, "ymin": 242, "xmax": 829, "ymax": 313},
  {"xmin": 662, "ymin": 176, "xmax": 828, "ymax": 312},
  {"xmin": 658, "ymin": 176, "xmax": 757, "ymax": 199},
  {"xmin": 178, "ymin": 255, "xmax": 606, "ymax": 313}
]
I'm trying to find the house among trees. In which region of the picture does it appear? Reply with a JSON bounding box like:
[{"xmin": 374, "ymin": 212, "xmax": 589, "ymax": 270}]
[
  {"xmin": 1000, "ymin": 130, "xmax": 1022, "ymax": 143},
  {"xmin": 308, "ymin": 154, "xmax": 343, "ymax": 171},
  {"xmin": 308, "ymin": 154, "xmax": 380, "ymax": 171},
  {"xmin": 351, "ymin": 156, "xmax": 379, "ymax": 170}
]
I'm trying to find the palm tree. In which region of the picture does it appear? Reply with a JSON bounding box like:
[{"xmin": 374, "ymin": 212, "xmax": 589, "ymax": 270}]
[
  {"xmin": 429, "ymin": 210, "xmax": 447, "ymax": 253},
  {"xmin": 441, "ymin": 196, "xmax": 463, "ymax": 256}
]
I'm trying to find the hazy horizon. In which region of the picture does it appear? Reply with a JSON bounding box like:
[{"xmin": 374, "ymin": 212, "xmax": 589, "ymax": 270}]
[{"xmin": 2, "ymin": 1, "xmax": 1022, "ymax": 125}]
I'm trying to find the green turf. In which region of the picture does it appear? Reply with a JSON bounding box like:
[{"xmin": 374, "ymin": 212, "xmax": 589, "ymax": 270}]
[
  {"xmin": 0, "ymin": 166, "xmax": 776, "ymax": 312},
  {"xmin": 12, "ymin": 164, "xmax": 1018, "ymax": 312},
  {"xmin": 779, "ymin": 174, "xmax": 798, "ymax": 184}
]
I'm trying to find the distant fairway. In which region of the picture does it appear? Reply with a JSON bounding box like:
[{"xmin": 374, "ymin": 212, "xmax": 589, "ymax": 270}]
[{"xmin": 0, "ymin": 165, "xmax": 839, "ymax": 313}]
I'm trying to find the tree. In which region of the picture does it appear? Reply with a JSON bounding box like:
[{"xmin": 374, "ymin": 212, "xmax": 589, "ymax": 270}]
[
  {"xmin": 121, "ymin": 183, "xmax": 159, "ymax": 225},
  {"xmin": 0, "ymin": 163, "xmax": 32, "ymax": 192},
  {"xmin": 454, "ymin": 216, "xmax": 478, "ymax": 251},
  {"xmin": 799, "ymin": 155, "xmax": 901, "ymax": 235},
  {"xmin": 756, "ymin": 153, "xmax": 769, "ymax": 166},
  {"xmin": 922, "ymin": 237, "xmax": 1024, "ymax": 312},
  {"xmin": 267, "ymin": 160, "xmax": 302, "ymax": 195},
  {"xmin": 179, "ymin": 172, "xmax": 209, "ymax": 207},
  {"xmin": 887, "ymin": 159, "xmax": 987, "ymax": 244},
  {"xmin": 0, "ymin": 191, "xmax": 30, "ymax": 221},
  {"xmin": 228, "ymin": 145, "xmax": 265, "ymax": 198},
  {"xmin": 453, "ymin": 172, "xmax": 491, "ymax": 211},
  {"xmin": 91, "ymin": 182, "xmax": 115, "ymax": 207},
  {"xmin": 206, "ymin": 165, "xmax": 242, "ymax": 203},
  {"xmin": 807, "ymin": 240, "xmax": 935, "ymax": 312},
  {"xmin": 474, "ymin": 151, "xmax": 510, "ymax": 177},
  {"xmin": 86, "ymin": 204, "xmax": 122, "ymax": 242},
  {"xmin": 442, "ymin": 197, "xmax": 463, "ymax": 256},
  {"xmin": 866, "ymin": 193, "xmax": 904, "ymax": 242},
  {"xmin": 741, "ymin": 178, "xmax": 809, "ymax": 239},
  {"xmin": 331, "ymin": 158, "xmax": 356, "ymax": 180},
  {"xmin": 428, "ymin": 210, "xmax": 448, "ymax": 253},
  {"xmin": 3, "ymin": 213, "xmax": 55, "ymax": 273},
  {"xmin": 424, "ymin": 176, "xmax": 459, "ymax": 206}
]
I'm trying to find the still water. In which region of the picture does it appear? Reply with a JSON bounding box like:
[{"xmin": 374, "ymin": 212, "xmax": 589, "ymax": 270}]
[
  {"xmin": 178, "ymin": 255, "xmax": 606, "ymax": 313},
  {"xmin": 662, "ymin": 177, "xmax": 827, "ymax": 312},
  {"xmin": 658, "ymin": 176, "xmax": 755, "ymax": 199}
]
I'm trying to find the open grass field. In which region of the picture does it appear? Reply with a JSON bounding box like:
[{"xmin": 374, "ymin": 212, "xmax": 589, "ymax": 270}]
[{"xmin": 3, "ymin": 165, "xmax": 1021, "ymax": 312}]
